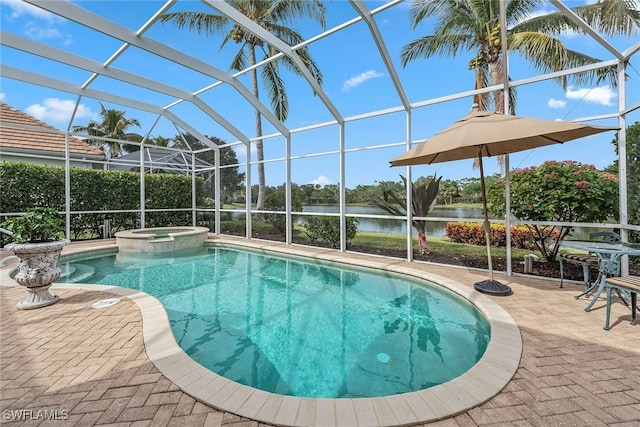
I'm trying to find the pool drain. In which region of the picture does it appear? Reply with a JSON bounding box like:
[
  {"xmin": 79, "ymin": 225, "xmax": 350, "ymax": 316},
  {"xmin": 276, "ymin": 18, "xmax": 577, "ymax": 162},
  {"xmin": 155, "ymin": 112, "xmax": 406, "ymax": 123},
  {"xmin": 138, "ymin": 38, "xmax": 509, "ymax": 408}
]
[
  {"xmin": 91, "ymin": 298, "xmax": 121, "ymax": 309},
  {"xmin": 377, "ymin": 352, "xmax": 391, "ymax": 364}
]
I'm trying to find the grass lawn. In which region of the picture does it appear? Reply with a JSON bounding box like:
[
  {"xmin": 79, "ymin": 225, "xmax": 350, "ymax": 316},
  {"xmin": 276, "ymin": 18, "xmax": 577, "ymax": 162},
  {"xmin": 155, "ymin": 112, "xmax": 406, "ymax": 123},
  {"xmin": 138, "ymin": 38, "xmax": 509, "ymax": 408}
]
[{"xmin": 351, "ymin": 231, "xmax": 533, "ymax": 259}]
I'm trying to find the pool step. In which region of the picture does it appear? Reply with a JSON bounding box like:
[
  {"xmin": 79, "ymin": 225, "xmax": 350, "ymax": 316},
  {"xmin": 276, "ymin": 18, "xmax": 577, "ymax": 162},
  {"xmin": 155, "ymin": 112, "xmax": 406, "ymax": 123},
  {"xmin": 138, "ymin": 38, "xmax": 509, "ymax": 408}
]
[{"xmin": 58, "ymin": 263, "xmax": 96, "ymax": 283}]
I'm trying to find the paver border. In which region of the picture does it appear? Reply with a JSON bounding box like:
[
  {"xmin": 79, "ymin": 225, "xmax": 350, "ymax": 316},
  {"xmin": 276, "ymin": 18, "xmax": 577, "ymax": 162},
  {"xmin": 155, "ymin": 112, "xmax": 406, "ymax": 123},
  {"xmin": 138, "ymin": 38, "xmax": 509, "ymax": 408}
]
[{"xmin": 1, "ymin": 239, "xmax": 523, "ymax": 426}]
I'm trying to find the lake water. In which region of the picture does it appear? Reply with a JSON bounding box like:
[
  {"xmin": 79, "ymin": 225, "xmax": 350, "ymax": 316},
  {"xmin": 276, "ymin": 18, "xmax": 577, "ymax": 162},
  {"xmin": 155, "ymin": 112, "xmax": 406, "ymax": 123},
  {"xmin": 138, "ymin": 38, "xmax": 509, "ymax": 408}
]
[
  {"xmin": 301, "ymin": 205, "xmax": 599, "ymax": 240},
  {"xmin": 301, "ymin": 205, "xmax": 486, "ymax": 237},
  {"xmin": 225, "ymin": 204, "xmax": 600, "ymax": 240}
]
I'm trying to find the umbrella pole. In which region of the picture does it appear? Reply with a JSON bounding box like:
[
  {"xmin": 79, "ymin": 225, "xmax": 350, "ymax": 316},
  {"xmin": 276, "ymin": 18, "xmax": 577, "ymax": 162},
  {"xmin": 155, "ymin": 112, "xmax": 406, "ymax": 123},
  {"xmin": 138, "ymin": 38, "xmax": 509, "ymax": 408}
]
[
  {"xmin": 472, "ymin": 149, "xmax": 511, "ymax": 296},
  {"xmin": 477, "ymin": 149, "xmax": 494, "ymax": 281}
]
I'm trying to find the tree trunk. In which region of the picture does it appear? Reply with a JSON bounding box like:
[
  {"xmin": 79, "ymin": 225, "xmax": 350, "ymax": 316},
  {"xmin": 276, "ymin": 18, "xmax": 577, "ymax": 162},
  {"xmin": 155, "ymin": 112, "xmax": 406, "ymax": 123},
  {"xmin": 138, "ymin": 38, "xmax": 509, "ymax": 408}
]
[
  {"xmin": 490, "ymin": 60, "xmax": 504, "ymax": 114},
  {"xmin": 249, "ymin": 45, "xmax": 266, "ymax": 211},
  {"xmin": 489, "ymin": 58, "xmax": 506, "ymax": 171}
]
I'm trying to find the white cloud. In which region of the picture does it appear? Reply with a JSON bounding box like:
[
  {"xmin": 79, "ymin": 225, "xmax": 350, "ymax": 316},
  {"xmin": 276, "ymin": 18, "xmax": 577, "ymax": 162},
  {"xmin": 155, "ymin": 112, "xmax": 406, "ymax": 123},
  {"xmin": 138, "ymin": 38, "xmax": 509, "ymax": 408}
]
[
  {"xmin": 310, "ymin": 175, "xmax": 332, "ymax": 186},
  {"xmin": 0, "ymin": 0, "xmax": 60, "ymax": 22},
  {"xmin": 233, "ymin": 142, "xmax": 257, "ymax": 159},
  {"xmin": 25, "ymin": 98, "xmax": 96, "ymax": 125},
  {"xmin": 565, "ymin": 86, "xmax": 616, "ymax": 106},
  {"xmin": 342, "ymin": 70, "xmax": 384, "ymax": 92},
  {"xmin": 0, "ymin": 93, "xmax": 6, "ymax": 102},
  {"xmin": 547, "ymin": 98, "xmax": 566, "ymax": 109},
  {"xmin": 1, "ymin": 0, "xmax": 71, "ymax": 44},
  {"xmin": 24, "ymin": 22, "xmax": 69, "ymax": 42},
  {"xmin": 23, "ymin": 21, "xmax": 73, "ymax": 45}
]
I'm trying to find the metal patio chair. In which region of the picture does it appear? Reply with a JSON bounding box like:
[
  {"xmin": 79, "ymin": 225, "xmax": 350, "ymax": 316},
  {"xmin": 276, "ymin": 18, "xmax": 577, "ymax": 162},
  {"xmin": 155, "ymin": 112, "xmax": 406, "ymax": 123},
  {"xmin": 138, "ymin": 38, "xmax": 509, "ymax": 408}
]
[{"xmin": 559, "ymin": 231, "xmax": 621, "ymax": 290}]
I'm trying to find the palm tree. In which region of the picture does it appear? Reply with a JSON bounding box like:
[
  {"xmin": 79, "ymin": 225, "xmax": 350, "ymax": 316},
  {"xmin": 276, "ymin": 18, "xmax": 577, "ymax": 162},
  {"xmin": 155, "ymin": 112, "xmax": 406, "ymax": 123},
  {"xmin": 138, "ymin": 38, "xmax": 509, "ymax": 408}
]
[
  {"xmin": 72, "ymin": 103, "xmax": 142, "ymax": 159},
  {"xmin": 148, "ymin": 135, "xmax": 173, "ymax": 148},
  {"xmin": 401, "ymin": 0, "xmax": 640, "ymax": 115},
  {"xmin": 373, "ymin": 175, "xmax": 441, "ymax": 256},
  {"xmin": 160, "ymin": 0, "xmax": 326, "ymax": 210}
]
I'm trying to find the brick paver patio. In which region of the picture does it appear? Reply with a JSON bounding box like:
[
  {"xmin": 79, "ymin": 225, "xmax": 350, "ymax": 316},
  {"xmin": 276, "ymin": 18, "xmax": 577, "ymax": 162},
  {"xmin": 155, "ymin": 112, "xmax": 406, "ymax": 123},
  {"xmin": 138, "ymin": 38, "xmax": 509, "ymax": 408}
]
[{"xmin": 1, "ymin": 239, "xmax": 639, "ymax": 426}]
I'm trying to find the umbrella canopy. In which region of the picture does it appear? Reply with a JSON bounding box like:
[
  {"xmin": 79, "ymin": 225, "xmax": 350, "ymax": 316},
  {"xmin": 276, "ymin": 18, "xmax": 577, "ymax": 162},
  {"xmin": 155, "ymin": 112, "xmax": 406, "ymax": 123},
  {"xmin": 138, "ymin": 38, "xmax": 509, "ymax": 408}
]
[
  {"xmin": 391, "ymin": 106, "xmax": 618, "ymax": 167},
  {"xmin": 390, "ymin": 105, "xmax": 618, "ymax": 295}
]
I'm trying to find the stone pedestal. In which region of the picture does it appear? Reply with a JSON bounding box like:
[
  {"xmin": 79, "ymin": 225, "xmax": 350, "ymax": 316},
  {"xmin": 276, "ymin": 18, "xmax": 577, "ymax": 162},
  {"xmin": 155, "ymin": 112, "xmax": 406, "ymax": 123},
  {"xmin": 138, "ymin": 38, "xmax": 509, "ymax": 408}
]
[{"xmin": 5, "ymin": 239, "xmax": 70, "ymax": 310}]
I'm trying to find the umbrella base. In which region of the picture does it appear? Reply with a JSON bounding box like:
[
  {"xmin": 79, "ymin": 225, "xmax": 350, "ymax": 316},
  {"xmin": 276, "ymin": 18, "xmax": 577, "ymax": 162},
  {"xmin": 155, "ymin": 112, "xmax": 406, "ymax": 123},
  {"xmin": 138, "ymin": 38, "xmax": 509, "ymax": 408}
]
[{"xmin": 474, "ymin": 279, "xmax": 512, "ymax": 296}]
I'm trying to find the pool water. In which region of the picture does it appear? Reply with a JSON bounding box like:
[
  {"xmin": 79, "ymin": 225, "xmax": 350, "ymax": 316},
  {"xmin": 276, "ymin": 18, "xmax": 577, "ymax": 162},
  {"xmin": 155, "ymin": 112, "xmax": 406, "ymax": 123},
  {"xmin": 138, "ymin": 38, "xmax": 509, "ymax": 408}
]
[{"xmin": 61, "ymin": 247, "xmax": 490, "ymax": 398}]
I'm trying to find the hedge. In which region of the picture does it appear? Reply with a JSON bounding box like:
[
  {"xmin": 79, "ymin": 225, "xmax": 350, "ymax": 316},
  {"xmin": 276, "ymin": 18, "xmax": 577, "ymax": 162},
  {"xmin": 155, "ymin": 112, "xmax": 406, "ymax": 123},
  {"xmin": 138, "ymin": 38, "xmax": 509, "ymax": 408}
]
[{"xmin": 1, "ymin": 162, "xmax": 204, "ymax": 241}]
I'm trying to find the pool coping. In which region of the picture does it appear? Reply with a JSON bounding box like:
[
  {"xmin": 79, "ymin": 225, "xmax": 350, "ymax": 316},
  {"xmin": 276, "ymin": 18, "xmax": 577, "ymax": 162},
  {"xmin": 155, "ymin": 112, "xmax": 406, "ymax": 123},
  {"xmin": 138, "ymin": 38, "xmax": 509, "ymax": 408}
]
[
  {"xmin": 1, "ymin": 238, "xmax": 523, "ymax": 426},
  {"xmin": 115, "ymin": 226, "xmax": 210, "ymax": 253}
]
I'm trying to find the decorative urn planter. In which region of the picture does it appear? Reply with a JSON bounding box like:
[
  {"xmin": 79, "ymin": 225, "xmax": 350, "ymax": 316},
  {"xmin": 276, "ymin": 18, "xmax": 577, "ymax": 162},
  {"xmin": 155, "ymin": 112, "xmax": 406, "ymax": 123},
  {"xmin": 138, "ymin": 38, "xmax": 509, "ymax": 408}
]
[
  {"xmin": 1, "ymin": 207, "xmax": 69, "ymax": 309},
  {"xmin": 5, "ymin": 239, "xmax": 70, "ymax": 310}
]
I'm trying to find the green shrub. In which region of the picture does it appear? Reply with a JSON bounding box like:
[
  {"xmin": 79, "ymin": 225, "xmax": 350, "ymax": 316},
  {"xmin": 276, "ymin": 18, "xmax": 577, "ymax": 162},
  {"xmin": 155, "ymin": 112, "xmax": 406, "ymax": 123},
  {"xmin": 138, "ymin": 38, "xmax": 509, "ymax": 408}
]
[
  {"xmin": 303, "ymin": 216, "xmax": 359, "ymax": 248},
  {"xmin": 1, "ymin": 207, "xmax": 65, "ymax": 243},
  {"xmin": 220, "ymin": 219, "xmax": 245, "ymax": 235},
  {"xmin": 263, "ymin": 190, "xmax": 302, "ymax": 235},
  {"xmin": 220, "ymin": 219, "xmax": 277, "ymax": 236}
]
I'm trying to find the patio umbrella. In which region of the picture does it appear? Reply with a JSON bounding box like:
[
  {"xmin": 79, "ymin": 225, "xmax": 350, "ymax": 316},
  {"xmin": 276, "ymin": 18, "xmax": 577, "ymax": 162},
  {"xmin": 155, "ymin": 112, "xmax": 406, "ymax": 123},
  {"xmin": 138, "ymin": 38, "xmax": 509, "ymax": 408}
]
[{"xmin": 390, "ymin": 105, "xmax": 618, "ymax": 296}]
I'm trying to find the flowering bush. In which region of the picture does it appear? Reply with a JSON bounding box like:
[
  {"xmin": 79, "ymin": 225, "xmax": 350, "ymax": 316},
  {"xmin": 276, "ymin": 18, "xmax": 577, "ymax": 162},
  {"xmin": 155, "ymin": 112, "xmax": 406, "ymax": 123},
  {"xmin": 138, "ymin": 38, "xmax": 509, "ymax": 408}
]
[
  {"xmin": 487, "ymin": 160, "xmax": 619, "ymax": 261},
  {"xmin": 445, "ymin": 222, "xmax": 559, "ymax": 250}
]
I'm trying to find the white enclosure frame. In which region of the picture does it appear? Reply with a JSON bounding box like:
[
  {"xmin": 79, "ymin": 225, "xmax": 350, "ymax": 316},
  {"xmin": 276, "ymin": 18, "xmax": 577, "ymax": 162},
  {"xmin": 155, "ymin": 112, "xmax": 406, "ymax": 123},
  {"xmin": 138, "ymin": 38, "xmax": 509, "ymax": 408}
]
[{"xmin": 1, "ymin": 0, "xmax": 639, "ymax": 276}]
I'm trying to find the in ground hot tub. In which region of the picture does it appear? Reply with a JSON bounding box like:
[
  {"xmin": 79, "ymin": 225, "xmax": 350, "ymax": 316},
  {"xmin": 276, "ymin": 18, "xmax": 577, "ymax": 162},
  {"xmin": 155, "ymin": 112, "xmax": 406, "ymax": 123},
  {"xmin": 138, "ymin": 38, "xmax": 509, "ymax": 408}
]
[{"xmin": 115, "ymin": 226, "xmax": 209, "ymax": 253}]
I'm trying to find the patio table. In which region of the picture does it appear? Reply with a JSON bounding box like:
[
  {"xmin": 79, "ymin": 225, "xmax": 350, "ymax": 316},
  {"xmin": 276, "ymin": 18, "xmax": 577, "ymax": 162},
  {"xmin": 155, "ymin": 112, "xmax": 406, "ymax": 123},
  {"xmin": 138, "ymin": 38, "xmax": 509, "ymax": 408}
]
[{"xmin": 559, "ymin": 240, "xmax": 640, "ymax": 312}]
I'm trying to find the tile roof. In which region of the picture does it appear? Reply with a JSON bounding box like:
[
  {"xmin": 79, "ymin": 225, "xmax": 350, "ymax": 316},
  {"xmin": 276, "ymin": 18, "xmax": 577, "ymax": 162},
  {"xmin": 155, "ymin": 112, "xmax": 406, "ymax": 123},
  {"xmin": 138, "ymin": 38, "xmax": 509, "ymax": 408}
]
[{"xmin": 0, "ymin": 102, "xmax": 104, "ymax": 157}]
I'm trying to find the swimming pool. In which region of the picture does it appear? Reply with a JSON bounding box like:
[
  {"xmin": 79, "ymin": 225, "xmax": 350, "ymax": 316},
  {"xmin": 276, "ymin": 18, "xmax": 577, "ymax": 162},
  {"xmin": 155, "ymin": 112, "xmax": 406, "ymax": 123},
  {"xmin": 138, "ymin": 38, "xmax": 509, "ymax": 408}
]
[{"xmin": 61, "ymin": 246, "xmax": 490, "ymax": 399}]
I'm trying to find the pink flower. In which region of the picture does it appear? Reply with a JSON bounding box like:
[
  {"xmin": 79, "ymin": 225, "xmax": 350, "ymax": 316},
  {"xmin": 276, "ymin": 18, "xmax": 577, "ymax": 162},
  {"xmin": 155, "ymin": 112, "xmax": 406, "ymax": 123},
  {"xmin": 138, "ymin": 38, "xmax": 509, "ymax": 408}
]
[{"xmin": 600, "ymin": 172, "xmax": 619, "ymax": 182}]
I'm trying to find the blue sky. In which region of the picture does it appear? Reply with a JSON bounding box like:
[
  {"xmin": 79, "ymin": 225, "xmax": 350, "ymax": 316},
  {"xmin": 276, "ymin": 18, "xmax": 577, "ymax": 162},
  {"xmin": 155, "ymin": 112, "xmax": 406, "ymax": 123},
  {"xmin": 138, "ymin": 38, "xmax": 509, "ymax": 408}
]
[{"xmin": 1, "ymin": 0, "xmax": 638, "ymax": 188}]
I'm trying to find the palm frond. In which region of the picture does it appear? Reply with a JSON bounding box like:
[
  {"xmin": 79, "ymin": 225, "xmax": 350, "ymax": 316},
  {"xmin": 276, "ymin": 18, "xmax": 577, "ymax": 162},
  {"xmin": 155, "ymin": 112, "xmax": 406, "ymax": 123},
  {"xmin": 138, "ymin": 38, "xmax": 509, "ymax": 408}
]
[
  {"xmin": 511, "ymin": 0, "xmax": 639, "ymax": 37},
  {"xmin": 159, "ymin": 12, "xmax": 228, "ymax": 37},
  {"xmin": 509, "ymin": 8, "xmax": 579, "ymax": 35},
  {"xmin": 463, "ymin": 0, "xmax": 488, "ymax": 23},
  {"xmin": 276, "ymin": 45, "xmax": 323, "ymax": 88},
  {"xmin": 266, "ymin": 22, "xmax": 323, "ymax": 87},
  {"xmin": 572, "ymin": 0, "xmax": 640, "ymax": 37},
  {"xmin": 406, "ymin": 174, "xmax": 441, "ymax": 219},
  {"xmin": 262, "ymin": 60, "xmax": 288, "ymax": 121},
  {"xmin": 269, "ymin": 22, "xmax": 303, "ymax": 46},
  {"xmin": 505, "ymin": 0, "xmax": 544, "ymax": 25},
  {"xmin": 510, "ymin": 32, "xmax": 618, "ymax": 88},
  {"xmin": 161, "ymin": 1, "xmax": 324, "ymax": 128},
  {"xmin": 229, "ymin": 46, "xmax": 248, "ymax": 72},
  {"xmin": 400, "ymin": 34, "xmax": 471, "ymax": 67},
  {"xmin": 410, "ymin": 0, "xmax": 453, "ymax": 29},
  {"xmin": 295, "ymin": 47, "xmax": 323, "ymax": 86},
  {"xmin": 509, "ymin": 32, "xmax": 568, "ymax": 75},
  {"xmin": 268, "ymin": 0, "xmax": 326, "ymax": 28},
  {"xmin": 562, "ymin": 49, "xmax": 619, "ymax": 87},
  {"xmin": 371, "ymin": 174, "xmax": 441, "ymax": 234}
]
